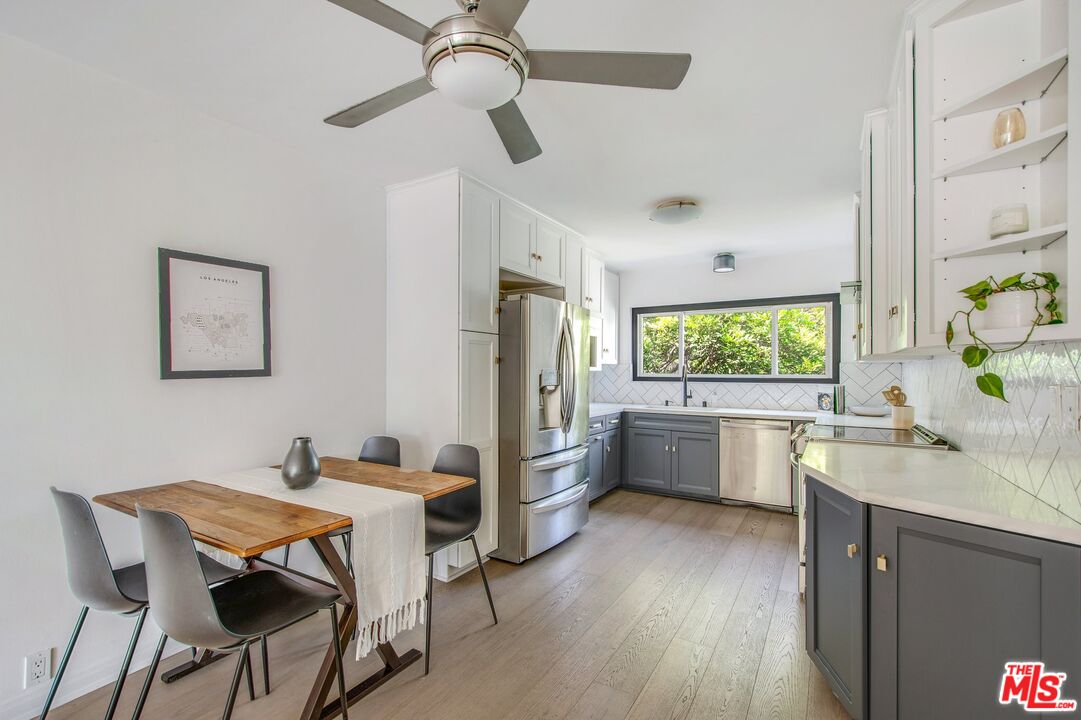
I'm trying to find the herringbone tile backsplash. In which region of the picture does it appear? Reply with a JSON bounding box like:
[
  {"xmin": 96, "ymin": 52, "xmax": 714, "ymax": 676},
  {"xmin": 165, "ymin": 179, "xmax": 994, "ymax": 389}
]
[
  {"xmin": 589, "ymin": 362, "xmax": 903, "ymax": 411},
  {"xmin": 904, "ymin": 342, "xmax": 1081, "ymax": 524}
]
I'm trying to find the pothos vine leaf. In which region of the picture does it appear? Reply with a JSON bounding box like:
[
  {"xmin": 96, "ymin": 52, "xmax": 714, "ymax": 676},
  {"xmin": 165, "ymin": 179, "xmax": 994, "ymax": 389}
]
[
  {"xmin": 976, "ymin": 372, "xmax": 1007, "ymax": 402},
  {"xmin": 945, "ymin": 321, "xmax": 954, "ymax": 348},
  {"xmin": 962, "ymin": 345, "xmax": 989, "ymax": 368}
]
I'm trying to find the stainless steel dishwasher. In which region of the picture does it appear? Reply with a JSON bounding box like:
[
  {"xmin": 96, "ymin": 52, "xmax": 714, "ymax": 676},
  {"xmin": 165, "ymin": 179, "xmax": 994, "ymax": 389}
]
[{"xmin": 718, "ymin": 418, "xmax": 792, "ymax": 508}]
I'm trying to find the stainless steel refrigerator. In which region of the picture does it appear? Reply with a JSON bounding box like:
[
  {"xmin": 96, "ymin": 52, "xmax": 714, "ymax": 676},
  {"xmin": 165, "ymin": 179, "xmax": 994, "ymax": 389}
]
[{"xmin": 491, "ymin": 294, "xmax": 591, "ymax": 564}]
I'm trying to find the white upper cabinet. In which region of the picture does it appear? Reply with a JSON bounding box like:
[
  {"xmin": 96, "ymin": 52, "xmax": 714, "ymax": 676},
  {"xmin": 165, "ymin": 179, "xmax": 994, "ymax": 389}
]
[
  {"xmin": 582, "ymin": 250, "xmax": 605, "ymax": 313},
  {"xmin": 885, "ymin": 30, "xmax": 917, "ymax": 354},
  {"xmin": 535, "ymin": 219, "xmax": 566, "ymax": 286},
  {"xmin": 564, "ymin": 234, "xmax": 584, "ymax": 306},
  {"xmin": 499, "ymin": 199, "xmax": 536, "ymax": 277},
  {"xmin": 602, "ymin": 270, "xmax": 619, "ymax": 365},
  {"xmin": 861, "ymin": 109, "xmax": 891, "ymax": 357},
  {"xmin": 460, "ymin": 178, "xmax": 500, "ymax": 335},
  {"xmin": 498, "ymin": 198, "xmax": 568, "ymax": 287}
]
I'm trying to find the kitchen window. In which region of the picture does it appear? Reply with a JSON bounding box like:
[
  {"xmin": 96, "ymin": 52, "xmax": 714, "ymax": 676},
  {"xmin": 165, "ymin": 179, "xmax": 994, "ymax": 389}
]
[{"xmin": 633, "ymin": 294, "xmax": 840, "ymax": 383}]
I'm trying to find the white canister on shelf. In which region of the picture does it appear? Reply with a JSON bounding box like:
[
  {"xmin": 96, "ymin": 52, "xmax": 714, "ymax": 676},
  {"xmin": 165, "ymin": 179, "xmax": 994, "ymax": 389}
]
[
  {"xmin": 892, "ymin": 405, "xmax": 915, "ymax": 430},
  {"xmin": 989, "ymin": 204, "xmax": 1029, "ymax": 238}
]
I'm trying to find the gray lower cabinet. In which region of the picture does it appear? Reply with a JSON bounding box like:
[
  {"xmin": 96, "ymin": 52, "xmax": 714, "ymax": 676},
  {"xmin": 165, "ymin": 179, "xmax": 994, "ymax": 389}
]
[
  {"xmin": 623, "ymin": 419, "xmax": 719, "ymax": 500},
  {"xmin": 805, "ymin": 476, "xmax": 866, "ymax": 720},
  {"xmin": 869, "ymin": 506, "xmax": 1081, "ymax": 720},
  {"xmin": 625, "ymin": 426, "xmax": 671, "ymax": 491},
  {"xmin": 602, "ymin": 430, "xmax": 621, "ymax": 493},
  {"xmin": 671, "ymin": 431, "xmax": 719, "ymax": 497},
  {"xmin": 806, "ymin": 474, "xmax": 1081, "ymax": 720},
  {"xmin": 587, "ymin": 412, "xmax": 623, "ymax": 502},
  {"xmin": 587, "ymin": 433, "xmax": 605, "ymax": 501}
]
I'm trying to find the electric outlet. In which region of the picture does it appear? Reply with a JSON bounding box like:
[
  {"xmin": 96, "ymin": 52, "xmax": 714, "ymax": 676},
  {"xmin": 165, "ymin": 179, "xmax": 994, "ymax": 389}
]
[{"xmin": 24, "ymin": 650, "xmax": 51, "ymax": 689}]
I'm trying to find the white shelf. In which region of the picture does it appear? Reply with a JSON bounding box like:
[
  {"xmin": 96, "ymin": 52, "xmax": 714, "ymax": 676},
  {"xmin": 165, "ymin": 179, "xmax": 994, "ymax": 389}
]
[
  {"xmin": 934, "ymin": 124, "xmax": 1068, "ymax": 179},
  {"xmin": 934, "ymin": 50, "xmax": 1068, "ymax": 121},
  {"xmin": 933, "ymin": 223, "xmax": 1068, "ymax": 260}
]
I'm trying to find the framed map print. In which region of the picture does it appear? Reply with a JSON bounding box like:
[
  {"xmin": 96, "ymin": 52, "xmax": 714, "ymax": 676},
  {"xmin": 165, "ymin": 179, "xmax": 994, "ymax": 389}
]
[{"xmin": 158, "ymin": 248, "xmax": 271, "ymax": 379}]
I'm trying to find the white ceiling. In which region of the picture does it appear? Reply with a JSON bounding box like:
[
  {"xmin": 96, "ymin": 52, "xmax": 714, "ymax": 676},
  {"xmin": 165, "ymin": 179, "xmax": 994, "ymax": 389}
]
[{"xmin": 0, "ymin": 0, "xmax": 912, "ymax": 269}]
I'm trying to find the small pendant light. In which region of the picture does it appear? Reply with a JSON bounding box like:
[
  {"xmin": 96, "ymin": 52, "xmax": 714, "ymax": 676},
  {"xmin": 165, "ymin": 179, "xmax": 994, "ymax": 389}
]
[{"xmin": 713, "ymin": 253, "xmax": 735, "ymax": 273}]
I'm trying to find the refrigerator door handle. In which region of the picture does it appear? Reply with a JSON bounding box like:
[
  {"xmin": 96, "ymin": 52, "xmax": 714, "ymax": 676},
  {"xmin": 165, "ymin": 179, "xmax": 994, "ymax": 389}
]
[
  {"xmin": 559, "ymin": 317, "xmax": 577, "ymax": 435},
  {"xmin": 529, "ymin": 483, "xmax": 588, "ymax": 514},
  {"xmin": 529, "ymin": 447, "xmax": 589, "ymax": 471}
]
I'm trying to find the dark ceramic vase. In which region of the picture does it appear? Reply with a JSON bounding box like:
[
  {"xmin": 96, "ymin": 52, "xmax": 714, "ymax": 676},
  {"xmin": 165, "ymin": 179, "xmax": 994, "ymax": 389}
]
[{"xmin": 281, "ymin": 437, "xmax": 321, "ymax": 490}]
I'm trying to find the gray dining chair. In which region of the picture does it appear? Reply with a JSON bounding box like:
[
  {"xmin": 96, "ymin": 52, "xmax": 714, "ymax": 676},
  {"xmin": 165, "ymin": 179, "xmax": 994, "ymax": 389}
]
[
  {"xmin": 134, "ymin": 505, "xmax": 349, "ymax": 720},
  {"xmin": 44, "ymin": 488, "xmax": 241, "ymax": 720},
  {"xmin": 423, "ymin": 444, "xmax": 498, "ymax": 675},
  {"xmin": 281, "ymin": 435, "xmax": 400, "ymax": 571}
]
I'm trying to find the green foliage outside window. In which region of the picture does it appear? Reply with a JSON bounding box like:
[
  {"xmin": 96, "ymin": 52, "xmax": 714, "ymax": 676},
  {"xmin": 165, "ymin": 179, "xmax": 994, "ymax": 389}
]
[
  {"xmin": 639, "ymin": 304, "xmax": 829, "ymax": 378},
  {"xmin": 685, "ymin": 311, "xmax": 772, "ymax": 375}
]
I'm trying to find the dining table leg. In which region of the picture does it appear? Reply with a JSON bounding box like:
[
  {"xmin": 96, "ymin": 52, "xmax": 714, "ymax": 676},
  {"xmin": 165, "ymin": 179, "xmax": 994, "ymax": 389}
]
[{"xmin": 300, "ymin": 534, "xmax": 422, "ymax": 720}]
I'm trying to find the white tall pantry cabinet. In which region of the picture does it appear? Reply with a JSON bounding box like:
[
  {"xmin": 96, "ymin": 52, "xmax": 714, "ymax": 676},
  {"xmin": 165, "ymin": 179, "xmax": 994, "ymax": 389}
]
[{"xmin": 386, "ymin": 170, "xmax": 500, "ymax": 581}]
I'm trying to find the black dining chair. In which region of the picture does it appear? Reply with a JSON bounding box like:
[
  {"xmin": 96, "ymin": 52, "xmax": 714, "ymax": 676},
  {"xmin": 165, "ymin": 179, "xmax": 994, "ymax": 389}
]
[
  {"xmin": 134, "ymin": 506, "xmax": 349, "ymax": 720},
  {"xmin": 44, "ymin": 488, "xmax": 241, "ymax": 720},
  {"xmin": 280, "ymin": 436, "xmax": 401, "ymax": 571},
  {"xmin": 423, "ymin": 444, "xmax": 498, "ymax": 675}
]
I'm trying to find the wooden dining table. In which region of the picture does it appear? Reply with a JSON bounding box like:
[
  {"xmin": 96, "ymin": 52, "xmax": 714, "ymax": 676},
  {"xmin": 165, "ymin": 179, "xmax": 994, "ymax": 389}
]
[{"xmin": 94, "ymin": 456, "xmax": 475, "ymax": 720}]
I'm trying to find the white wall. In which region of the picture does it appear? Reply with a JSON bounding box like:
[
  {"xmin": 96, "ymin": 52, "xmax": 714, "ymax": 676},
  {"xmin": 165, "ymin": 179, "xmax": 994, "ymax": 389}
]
[
  {"xmin": 616, "ymin": 246, "xmax": 856, "ymax": 364},
  {"xmin": 0, "ymin": 34, "xmax": 386, "ymax": 717}
]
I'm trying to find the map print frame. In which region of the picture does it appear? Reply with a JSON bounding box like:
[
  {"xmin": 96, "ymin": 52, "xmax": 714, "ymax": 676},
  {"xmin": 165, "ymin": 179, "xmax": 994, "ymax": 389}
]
[{"xmin": 158, "ymin": 248, "xmax": 272, "ymax": 379}]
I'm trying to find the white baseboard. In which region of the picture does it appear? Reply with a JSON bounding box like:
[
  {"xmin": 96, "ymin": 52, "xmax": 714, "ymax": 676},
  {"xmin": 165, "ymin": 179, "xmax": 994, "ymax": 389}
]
[{"xmin": 0, "ymin": 638, "xmax": 186, "ymax": 720}]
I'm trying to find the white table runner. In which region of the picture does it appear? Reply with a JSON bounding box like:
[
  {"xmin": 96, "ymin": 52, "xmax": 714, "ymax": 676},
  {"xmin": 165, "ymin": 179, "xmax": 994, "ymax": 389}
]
[{"xmin": 198, "ymin": 467, "xmax": 427, "ymax": 659}]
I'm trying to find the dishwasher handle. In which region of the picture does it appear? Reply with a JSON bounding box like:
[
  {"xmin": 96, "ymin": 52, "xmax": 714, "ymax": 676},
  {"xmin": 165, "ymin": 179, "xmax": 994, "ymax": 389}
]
[{"xmin": 719, "ymin": 418, "xmax": 791, "ymax": 430}]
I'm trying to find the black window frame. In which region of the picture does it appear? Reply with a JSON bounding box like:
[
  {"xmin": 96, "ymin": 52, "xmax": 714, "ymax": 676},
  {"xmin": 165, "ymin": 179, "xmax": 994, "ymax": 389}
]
[{"xmin": 631, "ymin": 293, "xmax": 841, "ymax": 384}]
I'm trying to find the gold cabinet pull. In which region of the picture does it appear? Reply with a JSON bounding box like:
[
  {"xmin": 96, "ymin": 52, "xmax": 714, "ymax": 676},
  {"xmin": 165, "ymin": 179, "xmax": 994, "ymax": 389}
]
[
  {"xmin": 847, "ymin": 543, "xmax": 859, "ymax": 558},
  {"xmin": 876, "ymin": 554, "xmax": 888, "ymax": 572},
  {"xmin": 494, "ymin": 356, "xmax": 502, "ymax": 365}
]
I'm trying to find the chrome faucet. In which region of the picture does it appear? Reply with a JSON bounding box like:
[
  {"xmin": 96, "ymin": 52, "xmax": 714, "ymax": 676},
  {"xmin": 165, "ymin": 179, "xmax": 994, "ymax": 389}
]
[{"xmin": 682, "ymin": 364, "xmax": 692, "ymax": 407}]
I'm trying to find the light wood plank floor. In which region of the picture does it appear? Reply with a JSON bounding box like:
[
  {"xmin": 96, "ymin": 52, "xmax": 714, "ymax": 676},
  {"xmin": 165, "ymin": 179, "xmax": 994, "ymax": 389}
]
[{"xmin": 46, "ymin": 490, "xmax": 848, "ymax": 720}]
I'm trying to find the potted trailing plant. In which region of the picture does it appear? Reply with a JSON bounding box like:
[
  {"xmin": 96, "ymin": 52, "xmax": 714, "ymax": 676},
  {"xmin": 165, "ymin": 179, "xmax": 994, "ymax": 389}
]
[{"xmin": 946, "ymin": 272, "xmax": 1062, "ymax": 402}]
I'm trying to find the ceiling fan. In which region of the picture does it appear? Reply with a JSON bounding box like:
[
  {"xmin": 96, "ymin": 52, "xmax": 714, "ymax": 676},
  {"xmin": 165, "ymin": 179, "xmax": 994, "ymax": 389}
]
[{"xmin": 323, "ymin": 0, "xmax": 692, "ymax": 164}]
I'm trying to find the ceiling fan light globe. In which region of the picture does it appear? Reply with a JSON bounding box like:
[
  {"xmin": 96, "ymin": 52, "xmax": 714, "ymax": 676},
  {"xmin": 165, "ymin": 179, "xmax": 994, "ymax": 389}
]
[{"xmin": 430, "ymin": 51, "xmax": 523, "ymax": 110}]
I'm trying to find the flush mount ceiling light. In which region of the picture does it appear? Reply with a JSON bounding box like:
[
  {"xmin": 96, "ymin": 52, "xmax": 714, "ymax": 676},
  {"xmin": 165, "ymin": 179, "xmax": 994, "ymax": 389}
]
[
  {"xmin": 322, "ymin": 0, "xmax": 693, "ymax": 164},
  {"xmin": 649, "ymin": 200, "xmax": 703, "ymax": 225},
  {"xmin": 713, "ymin": 253, "xmax": 736, "ymax": 273}
]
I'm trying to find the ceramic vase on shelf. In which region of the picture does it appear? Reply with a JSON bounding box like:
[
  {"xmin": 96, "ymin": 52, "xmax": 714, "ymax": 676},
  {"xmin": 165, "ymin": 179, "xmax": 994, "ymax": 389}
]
[
  {"xmin": 989, "ymin": 204, "xmax": 1029, "ymax": 238},
  {"xmin": 282, "ymin": 437, "xmax": 321, "ymax": 490},
  {"xmin": 992, "ymin": 107, "xmax": 1027, "ymax": 149}
]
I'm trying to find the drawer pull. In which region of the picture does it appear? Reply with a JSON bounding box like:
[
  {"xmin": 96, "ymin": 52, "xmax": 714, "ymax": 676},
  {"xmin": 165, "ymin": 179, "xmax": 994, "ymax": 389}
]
[
  {"xmin": 876, "ymin": 554, "xmax": 888, "ymax": 572},
  {"xmin": 847, "ymin": 543, "xmax": 859, "ymax": 558}
]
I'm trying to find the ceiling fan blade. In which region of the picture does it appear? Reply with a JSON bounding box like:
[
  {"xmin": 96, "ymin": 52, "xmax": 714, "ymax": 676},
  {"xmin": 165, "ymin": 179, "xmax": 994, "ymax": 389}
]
[
  {"xmin": 324, "ymin": 76, "xmax": 434, "ymax": 127},
  {"xmin": 474, "ymin": 0, "xmax": 530, "ymax": 35},
  {"xmin": 487, "ymin": 100, "xmax": 542, "ymax": 164},
  {"xmin": 527, "ymin": 50, "xmax": 692, "ymax": 90},
  {"xmin": 326, "ymin": 0, "xmax": 433, "ymax": 44}
]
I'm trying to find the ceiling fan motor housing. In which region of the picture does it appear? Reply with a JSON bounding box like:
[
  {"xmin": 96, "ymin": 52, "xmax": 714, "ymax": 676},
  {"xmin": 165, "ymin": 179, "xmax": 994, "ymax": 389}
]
[{"xmin": 422, "ymin": 14, "xmax": 530, "ymax": 92}]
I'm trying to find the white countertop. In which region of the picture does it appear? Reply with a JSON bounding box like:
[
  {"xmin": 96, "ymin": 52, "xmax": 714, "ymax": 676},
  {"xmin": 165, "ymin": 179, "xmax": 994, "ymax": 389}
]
[
  {"xmin": 588, "ymin": 402, "xmax": 896, "ymax": 428},
  {"xmin": 800, "ymin": 442, "xmax": 1081, "ymax": 546}
]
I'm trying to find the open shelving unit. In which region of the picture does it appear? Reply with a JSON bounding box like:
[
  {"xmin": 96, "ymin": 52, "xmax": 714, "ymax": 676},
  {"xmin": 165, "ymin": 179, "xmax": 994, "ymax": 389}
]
[{"xmin": 914, "ymin": 0, "xmax": 1074, "ymax": 347}]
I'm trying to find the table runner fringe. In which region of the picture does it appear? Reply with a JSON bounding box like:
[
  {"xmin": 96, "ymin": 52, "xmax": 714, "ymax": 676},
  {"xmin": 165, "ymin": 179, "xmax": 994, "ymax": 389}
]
[{"xmin": 358, "ymin": 597, "xmax": 427, "ymax": 658}]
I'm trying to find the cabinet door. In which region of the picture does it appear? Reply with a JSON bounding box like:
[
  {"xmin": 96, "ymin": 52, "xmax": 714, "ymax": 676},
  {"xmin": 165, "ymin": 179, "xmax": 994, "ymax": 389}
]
[
  {"xmin": 535, "ymin": 219, "xmax": 566, "ymax": 286},
  {"xmin": 869, "ymin": 506, "xmax": 1081, "ymax": 720},
  {"xmin": 564, "ymin": 235, "xmax": 583, "ymax": 306},
  {"xmin": 582, "ymin": 252, "xmax": 605, "ymax": 313},
  {"xmin": 805, "ymin": 476, "xmax": 866, "ymax": 720},
  {"xmin": 885, "ymin": 30, "xmax": 915, "ymax": 354},
  {"xmin": 624, "ymin": 427, "xmax": 670, "ymax": 491},
  {"xmin": 587, "ymin": 433, "xmax": 605, "ymax": 501},
  {"xmin": 459, "ymin": 178, "xmax": 500, "ymax": 334},
  {"xmin": 670, "ymin": 431, "xmax": 719, "ymax": 498},
  {"xmin": 601, "ymin": 270, "xmax": 619, "ymax": 364},
  {"xmin": 603, "ymin": 429, "xmax": 621, "ymax": 492},
  {"xmin": 457, "ymin": 331, "xmax": 499, "ymax": 559},
  {"xmin": 499, "ymin": 199, "xmax": 536, "ymax": 277}
]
